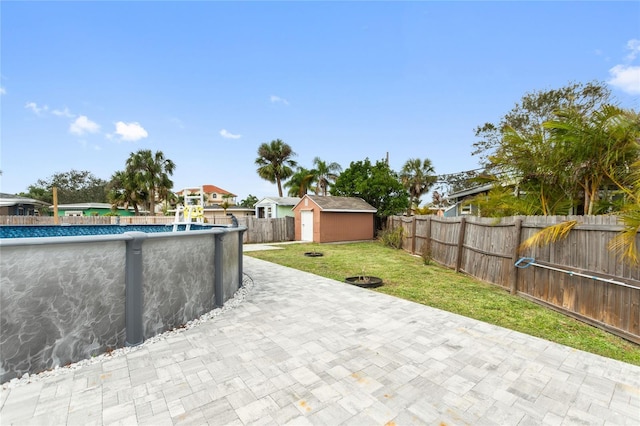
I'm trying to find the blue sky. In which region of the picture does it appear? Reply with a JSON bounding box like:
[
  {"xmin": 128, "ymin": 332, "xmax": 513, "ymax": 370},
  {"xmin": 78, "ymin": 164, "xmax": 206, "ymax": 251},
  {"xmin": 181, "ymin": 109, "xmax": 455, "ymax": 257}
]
[{"xmin": 2, "ymin": 1, "xmax": 639, "ymax": 202}]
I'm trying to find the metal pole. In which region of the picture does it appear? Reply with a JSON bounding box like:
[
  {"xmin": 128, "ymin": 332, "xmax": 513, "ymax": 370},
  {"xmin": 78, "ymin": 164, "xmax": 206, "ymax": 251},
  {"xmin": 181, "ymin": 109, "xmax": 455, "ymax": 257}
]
[
  {"xmin": 214, "ymin": 232, "xmax": 225, "ymax": 307},
  {"xmin": 238, "ymin": 227, "xmax": 246, "ymax": 289},
  {"xmin": 515, "ymin": 257, "xmax": 637, "ymax": 290},
  {"xmin": 125, "ymin": 232, "xmax": 147, "ymax": 346}
]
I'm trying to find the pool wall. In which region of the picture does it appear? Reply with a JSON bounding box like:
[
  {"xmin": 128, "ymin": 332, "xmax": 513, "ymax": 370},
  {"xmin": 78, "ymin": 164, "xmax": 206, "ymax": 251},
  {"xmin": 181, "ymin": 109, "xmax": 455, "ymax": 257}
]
[{"xmin": 0, "ymin": 226, "xmax": 245, "ymax": 383}]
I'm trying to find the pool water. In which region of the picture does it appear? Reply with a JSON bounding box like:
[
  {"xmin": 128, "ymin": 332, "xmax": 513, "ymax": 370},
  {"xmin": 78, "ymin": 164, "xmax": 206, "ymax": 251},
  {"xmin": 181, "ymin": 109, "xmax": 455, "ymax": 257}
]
[{"xmin": 0, "ymin": 224, "xmax": 216, "ymax": 239}]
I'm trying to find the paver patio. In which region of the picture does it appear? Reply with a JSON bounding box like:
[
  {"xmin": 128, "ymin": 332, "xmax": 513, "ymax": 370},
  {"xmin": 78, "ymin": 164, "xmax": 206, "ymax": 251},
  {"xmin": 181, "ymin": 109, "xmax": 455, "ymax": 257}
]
[{"xmin": 1, "ymin": 253, "xmax": 639, "ymax": 425}]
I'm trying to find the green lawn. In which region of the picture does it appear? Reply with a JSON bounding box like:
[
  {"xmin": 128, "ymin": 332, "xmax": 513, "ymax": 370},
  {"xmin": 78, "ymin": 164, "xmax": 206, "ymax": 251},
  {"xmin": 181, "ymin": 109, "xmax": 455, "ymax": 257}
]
[{"xmin": 245, "ymin": 241, "xmax": 640, "ymax": 366}]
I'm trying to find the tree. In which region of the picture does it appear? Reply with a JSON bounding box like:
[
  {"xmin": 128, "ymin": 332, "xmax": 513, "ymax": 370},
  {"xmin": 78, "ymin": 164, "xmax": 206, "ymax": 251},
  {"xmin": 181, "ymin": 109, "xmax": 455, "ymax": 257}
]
[
  {"xmin": 311, "ymin": 157, "xmax": 342, "ymax": 196},
  {"xmin": 239, "ymin": 194, "xmax": 259, "ymax": 208},
  {"xmin": 544, "ymin": 105, "xmax": 640, "ymax": 215},
  {"xmin": 476, "ymin": 94, "xmax": 640, "ymax": 262},
  {"xmin": 284, "ymin": 167, "xmax": 315, "ymax": 197},
  {"xmin": 220, "ymin": 193, "xmax": 234, "ymax": 215},
  {"xmin": 471, "ymin": 81, "xmax": 626, "ymax": 216},
  {"xmin": 473, "ymin": 81, "xmax": 612, "ymax": 165},
  {"xmin": 608, "ymin": 153, "xmax": 640, "ymax": 264},
  {"xmin": 399, "ymin": 158, "xmax": 436, "ymax": 214},
  {"xmin": 21, "ymin": 170, "xmax": 108, "ymax": 204},
  {"xmin": 125, "ymin": 150, "xmax": 176, "ymax": 215},
  {"xmin": 255, "ymin": 139, "xmax": 297, "ymax": 197},
  {"xmin": 107, "ymin": 170, "xmax": 144, "ymax": 215},
  {"xmin": 434, "ymin": 169, "xmax": 481, "ymax": 196},
  {"xmin": 332, "ymin": 158, "xmax": 409, "ymax": 221}
]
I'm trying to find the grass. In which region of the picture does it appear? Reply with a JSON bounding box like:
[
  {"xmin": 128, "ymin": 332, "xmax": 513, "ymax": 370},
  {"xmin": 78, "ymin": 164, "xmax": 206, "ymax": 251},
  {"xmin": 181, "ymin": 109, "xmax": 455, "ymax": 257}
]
[{"xmin": 246, "ymin": 241, "xmax": 640, "ymax": 366}]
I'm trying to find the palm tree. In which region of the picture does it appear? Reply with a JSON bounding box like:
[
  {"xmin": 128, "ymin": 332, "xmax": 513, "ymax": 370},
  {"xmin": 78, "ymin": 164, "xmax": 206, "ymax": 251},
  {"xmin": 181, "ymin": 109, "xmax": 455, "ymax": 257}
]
[
  {"xmin": 255, "ymin": 139, "xmax": 297, "ymax": 197},
  {"xmin": 311, "ymin": 157, "xmax": 342, "ymax": 196},
  {"xmin": 220, "ymin": 193, "xmax": 234, "ymax": 216},
  {"xmin": 284, "ymin": 167, "xmax": 315, "ymax": 197},
  {"xmin": 107, "ymin": 170, "xmax": 144, "ymax": 215},
  {"xmin": 520, "ymin": 107, "xmax": 640, "ymax": 263},
  {"xmin": 125, "ymin": 150, "xmax": 176, "ymax": 215},
  {"xmin": 544, "ymin": 105, "xmax": 640, "ymax": 215},
  {"xmin": 399, "ymin": 158, "xmax": 437, "ymax": 215}
]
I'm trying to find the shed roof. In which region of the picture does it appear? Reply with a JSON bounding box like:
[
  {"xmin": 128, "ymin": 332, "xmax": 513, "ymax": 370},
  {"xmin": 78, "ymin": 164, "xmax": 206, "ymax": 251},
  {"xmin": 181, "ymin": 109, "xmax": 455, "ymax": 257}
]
[{"xmin": 296, "ymin": 195, "xmax": 377, "ymax": 213}]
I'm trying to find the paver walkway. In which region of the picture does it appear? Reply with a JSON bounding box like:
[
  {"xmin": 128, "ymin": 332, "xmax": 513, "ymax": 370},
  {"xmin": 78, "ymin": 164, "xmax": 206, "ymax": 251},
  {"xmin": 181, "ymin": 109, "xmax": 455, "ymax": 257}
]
[{"xmin": 1, "ymin": 255, "xmax": 639, "ymax": 425}]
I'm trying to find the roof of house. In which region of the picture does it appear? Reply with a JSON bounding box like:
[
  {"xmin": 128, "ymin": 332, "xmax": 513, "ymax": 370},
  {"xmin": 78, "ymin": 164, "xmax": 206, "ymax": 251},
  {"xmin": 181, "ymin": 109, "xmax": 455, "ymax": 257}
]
[
  {"xmin": 175, "ymin": 185, "xmax": 236, "ymax": 197},
  {"xmin": 445, "ymin": 183, "xmax": 494, "ymax": 200},
  {"xmin": 0, "ymin": 193, "xmax": 51, "ymax": 207},
  {"xmin": 255, "ymin": 197, "xmax": 301, "ymax": 206},
  {"xmin": 56, "ymin": 203, "xmax": 130, "ymax": 210},
  {"xmin": 295, "ymin": 195, "xmax": 377, "ymax": 213}
]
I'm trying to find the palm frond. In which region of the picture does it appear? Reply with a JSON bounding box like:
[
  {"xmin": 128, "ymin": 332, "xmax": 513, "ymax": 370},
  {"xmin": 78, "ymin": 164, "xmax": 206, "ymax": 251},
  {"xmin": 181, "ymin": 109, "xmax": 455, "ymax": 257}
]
[
  {"xmin": 608, "ymin": 208, "xmax": 640, "ymax": 265},
  {"xmin": 519, "ymin": 220, "xmax": 578, "ymax": 252}
]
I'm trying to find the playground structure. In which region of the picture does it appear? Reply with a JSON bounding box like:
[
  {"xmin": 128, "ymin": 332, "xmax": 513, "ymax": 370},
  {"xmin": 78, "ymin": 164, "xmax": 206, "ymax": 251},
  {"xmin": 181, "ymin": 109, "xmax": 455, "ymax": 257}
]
[{"xmin": 173, "ymin": 188, "xmax": 206, "ymax": 231}]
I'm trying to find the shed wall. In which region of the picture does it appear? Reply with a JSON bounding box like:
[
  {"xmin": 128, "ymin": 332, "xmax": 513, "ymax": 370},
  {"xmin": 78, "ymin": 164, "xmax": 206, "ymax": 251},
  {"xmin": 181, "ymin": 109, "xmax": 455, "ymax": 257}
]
[{"xmin": 318, "ymin": 212, "xmax": 374, "ymax": 242}]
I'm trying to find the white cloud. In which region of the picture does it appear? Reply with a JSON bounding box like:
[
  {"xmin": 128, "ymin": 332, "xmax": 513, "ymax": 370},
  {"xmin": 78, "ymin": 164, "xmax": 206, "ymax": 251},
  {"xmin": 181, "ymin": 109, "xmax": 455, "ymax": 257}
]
[
  {"xmin": 114, "ymin": 121, "xmax": 148, "ymax": 141},
  {"xmin": 219, "ymin": 129, "xmax": 242, "ymax": 139},
  {"xmin": 607, "ymin": 39, "xmax": 640, "ymax": 95},
  {"xmin": 270, "ymin": 95, "xmax": 289, "ymax": 105},
  {"xmin": 70, "ymin": 115, "xmax": 101, "ymax": 135},
  {"xmin": 52, "ymin": 107, "xmax": 75, "ymax": 118},
  {"xmin": 608, "ymin": 64, "xmax": 640, "ymax": 95},
  {"xmin": 25, "ymin": 102, "xmax": 48, "ymax": 115},
  {"xmin": 0, "ymin": 87, "xmax": 6, "ymax": 95},
  {"xmin": 625, "ymin": 39, "xmax": 640, "ymax": 61}
]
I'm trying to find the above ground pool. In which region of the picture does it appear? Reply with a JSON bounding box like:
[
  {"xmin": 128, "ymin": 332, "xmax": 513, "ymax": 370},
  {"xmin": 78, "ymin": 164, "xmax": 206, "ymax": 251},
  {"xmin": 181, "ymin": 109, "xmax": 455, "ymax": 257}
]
[
  {"xmin": 0, "ymin": 223, "xmax": 246, "ymax": 383},
  {"xmin": 0, "ymin": 224, "xmax": 217, "ymax": 239}
]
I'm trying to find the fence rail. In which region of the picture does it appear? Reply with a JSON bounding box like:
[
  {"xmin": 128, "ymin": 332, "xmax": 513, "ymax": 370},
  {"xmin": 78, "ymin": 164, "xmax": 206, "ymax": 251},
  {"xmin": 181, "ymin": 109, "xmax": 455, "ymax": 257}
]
[
  {"xmin": 0, "ymin": 215, "xmax": 295, "ymax": 244},
  {"xmin": 387, "ymin": 215, "xmax": 640, "ymax": 344}
]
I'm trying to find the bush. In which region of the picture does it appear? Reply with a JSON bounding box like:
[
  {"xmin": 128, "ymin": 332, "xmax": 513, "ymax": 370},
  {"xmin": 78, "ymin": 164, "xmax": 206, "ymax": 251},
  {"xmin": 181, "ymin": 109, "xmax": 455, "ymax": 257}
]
[
  {"xmin": 379, "ymin": 226, "xmax": 403, "ymax": 249},
  {"xmin": 421, "ymin": 245, "xmax": 432, "ymax": 265}
]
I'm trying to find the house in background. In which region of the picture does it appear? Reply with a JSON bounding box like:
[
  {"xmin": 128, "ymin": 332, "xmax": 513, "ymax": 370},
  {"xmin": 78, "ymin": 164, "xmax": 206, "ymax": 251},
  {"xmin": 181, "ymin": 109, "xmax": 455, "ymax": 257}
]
[
  {"xmin": 175, "ymin": 185, "xmax": 237, "ymax": 207},
  {"xmin": 0, "ymin": 193, "xmax": 50, "ymax": 216},
  {"xmin": 255, "ymin": 197, "xmax": 300, "ymax": 219},
  {"xmin": 56, "ymin": 203, "xmax": 136, "ymax": 217},
  {"xmin": 443, "ymin": 183, "xmax": 493, "ymax": 217},
  {"xmin": 292, "ymin": 195, "xmax": 377, "ymax": 243},
  {"xmin": 200, "ymin": 205, "xmax": 255, "ymax": 222}
]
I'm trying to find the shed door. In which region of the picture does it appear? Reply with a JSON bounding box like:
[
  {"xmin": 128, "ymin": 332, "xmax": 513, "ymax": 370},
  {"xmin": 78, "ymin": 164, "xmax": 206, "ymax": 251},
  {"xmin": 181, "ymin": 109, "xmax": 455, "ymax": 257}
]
[{"xmin": 301, "ymin": 210, "xmax": 313, "ymax": 241}]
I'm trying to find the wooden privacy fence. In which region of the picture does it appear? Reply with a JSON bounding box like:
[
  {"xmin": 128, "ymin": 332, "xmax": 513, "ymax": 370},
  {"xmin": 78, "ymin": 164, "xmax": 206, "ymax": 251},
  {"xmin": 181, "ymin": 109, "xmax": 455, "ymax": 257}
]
[
  {"xmin": 387, "ymin": 215, "xmax": 640, "ymax": 344},
  {"xmin": 236, "ymin": 216, "xmax": 295, "ymax": 244},
  {"xmin": 0, "ymin": 215, "xmax": 295, "ymax": 244}
]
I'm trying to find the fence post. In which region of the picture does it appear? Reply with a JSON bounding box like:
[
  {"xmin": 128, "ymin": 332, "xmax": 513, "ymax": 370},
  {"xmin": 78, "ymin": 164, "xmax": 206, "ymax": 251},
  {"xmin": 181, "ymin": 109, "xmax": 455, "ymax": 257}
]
[
  {"xmin": 510, "ymin": 218, "xmax": 523, "ymax": 295},
  {"xmin": 425, "ymin": 216, "xmax": 432, "ymax": 257},
  {"xmin": 411, "ymin": 217, "xmax": 417, "ymax": 255},
  {"xmin": 125, "ymin": 232, "xmax": 147, "ymax": 346},
  {"xmin": 237, "ymin": 228, "xmax": 246, "ymax": 289},
  {"xmin": 455, "ymin": 217, "xmax": 466, "ymax": 273},
  {"xmin": 214, "ymin": 232, "xmax": 225, "ymax": 307}
]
